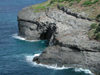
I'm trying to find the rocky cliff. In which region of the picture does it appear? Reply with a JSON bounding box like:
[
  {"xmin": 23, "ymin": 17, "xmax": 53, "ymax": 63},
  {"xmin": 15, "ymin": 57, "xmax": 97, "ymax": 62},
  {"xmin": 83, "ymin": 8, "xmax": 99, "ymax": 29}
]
[{"xmin": 18, "ymin": 5, "xmax": 100, "ymax": 75}]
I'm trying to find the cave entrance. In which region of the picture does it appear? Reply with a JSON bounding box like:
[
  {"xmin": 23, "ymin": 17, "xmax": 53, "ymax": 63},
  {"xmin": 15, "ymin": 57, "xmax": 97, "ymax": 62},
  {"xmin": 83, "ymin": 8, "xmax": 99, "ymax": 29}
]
[{"xmin": 40, "ymin": 23, "xmax": 56, "ymax": 42}]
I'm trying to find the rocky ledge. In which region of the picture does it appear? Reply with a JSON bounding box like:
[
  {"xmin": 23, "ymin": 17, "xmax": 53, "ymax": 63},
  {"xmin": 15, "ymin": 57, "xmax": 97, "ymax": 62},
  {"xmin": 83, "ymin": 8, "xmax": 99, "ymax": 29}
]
[{"xmin": 18, "ymin": 5, "xmax": 100, "ymax": 75}]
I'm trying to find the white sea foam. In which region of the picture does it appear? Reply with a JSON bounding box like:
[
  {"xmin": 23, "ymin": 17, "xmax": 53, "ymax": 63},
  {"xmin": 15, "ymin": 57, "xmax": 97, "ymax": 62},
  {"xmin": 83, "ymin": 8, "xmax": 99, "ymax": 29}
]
[
  {"xmin": 75, "ymin": 68, "xmax": 94, "ymax": 75},
  {"xmin": 25, "ymin": 53, "xmax": 68, "ymax": 70},
  {"xmin": 12, "ymin": 34, "xmax": 25, "ymax": 40},
  {"xmin": 12, "ymin": 34, "xmax": 40, "ymax": 42},
  {"xmin": 25, "ymin": 53, "xmax": 94, "ymax": 75}
]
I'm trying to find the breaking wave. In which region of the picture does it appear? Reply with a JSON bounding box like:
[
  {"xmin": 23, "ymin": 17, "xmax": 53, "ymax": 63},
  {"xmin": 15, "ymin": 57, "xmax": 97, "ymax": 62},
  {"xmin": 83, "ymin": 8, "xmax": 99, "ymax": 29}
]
[
  {"xmin": 25, "ymin": 53, "xmax": 94, "ymax": 75},
  {"xmin": 12, "ymin": 34, "xmax": 40, "ymax": 42}
]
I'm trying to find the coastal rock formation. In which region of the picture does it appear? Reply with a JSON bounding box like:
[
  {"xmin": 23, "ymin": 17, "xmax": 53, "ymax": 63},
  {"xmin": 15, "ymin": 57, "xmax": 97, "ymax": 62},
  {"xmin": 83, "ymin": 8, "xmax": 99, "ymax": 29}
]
[{"xmin": 18, "ymin": 6, "xmax": 100, "ymax": 75}]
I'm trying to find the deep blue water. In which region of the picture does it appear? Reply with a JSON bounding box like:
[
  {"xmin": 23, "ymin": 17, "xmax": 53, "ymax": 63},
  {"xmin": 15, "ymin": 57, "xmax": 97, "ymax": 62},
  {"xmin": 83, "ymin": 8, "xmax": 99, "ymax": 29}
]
[{"xmin": 0, "ymin": 0, "xmax": 92, "ymax": 75}]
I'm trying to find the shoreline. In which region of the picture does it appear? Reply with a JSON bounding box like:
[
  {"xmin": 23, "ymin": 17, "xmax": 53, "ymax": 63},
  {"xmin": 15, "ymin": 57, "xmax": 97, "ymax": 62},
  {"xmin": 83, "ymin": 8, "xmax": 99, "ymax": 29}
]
[
  {"xmin": 25, "ymin": 53, "xmax": 94, "ymax": 75},
  {"xmin": 17, "ymin": 1, "xmax": 100, "ymax": 75}
]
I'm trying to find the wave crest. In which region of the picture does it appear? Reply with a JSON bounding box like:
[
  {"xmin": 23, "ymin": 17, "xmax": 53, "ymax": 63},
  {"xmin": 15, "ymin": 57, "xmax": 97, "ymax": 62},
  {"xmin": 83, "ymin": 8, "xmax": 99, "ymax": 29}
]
[{"xmin": 12, "ymin": 34, "xmax": 40, "ymax": 42}]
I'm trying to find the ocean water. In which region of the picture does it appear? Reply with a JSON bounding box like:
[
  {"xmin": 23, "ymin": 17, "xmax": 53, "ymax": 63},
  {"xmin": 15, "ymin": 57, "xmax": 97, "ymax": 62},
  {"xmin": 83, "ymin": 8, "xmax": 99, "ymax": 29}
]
[{"xmin": 0, "ymin": 0, "xmax": 92, "ymax": 75}]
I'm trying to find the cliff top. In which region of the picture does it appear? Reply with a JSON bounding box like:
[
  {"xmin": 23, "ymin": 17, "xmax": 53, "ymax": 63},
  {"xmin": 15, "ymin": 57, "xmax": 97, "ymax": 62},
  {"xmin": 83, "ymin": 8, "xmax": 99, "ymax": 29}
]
[
  {"xmin": 28, "ymin": 0, "xmax": 100, "ymax": 41},
  {"xmin": 18, "ymin": 0, "xmax": 100, "ymax": 41},
  {"xmin": 30, "ymin": 0, "xmax": 100, "ymax": 19}
]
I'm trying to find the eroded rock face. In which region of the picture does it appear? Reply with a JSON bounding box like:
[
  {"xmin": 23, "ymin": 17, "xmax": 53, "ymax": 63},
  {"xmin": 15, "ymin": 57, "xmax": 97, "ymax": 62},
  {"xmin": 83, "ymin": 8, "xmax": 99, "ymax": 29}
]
[
  {"xmin": 18, "ymin": 6, "xmax": 100, "ymax": 75},
  {"xmin": 18, "ymin": 7, "xmax": 57, "ymax": 43}
]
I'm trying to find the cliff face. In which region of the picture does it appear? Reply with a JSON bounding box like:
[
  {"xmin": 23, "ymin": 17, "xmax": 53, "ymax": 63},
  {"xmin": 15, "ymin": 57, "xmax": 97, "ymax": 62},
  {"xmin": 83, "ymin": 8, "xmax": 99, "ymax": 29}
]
[{"xmin": 18, "ymin": 6, "xmax": 100, "ymax": 75}]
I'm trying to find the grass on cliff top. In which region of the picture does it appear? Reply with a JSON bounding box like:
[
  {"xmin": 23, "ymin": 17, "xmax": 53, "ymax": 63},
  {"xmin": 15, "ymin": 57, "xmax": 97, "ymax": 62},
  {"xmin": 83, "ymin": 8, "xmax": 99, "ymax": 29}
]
[
  {"xmin": 82, "ymin": 0, "xmax": 99, "ymax": 6},
  {"xmin": 31, "ymin": 0, "xmax": 100, "ymax": 19},
  {"xmin": 31, "ymin": 0, "xmax": 100, "ymax": 41},
  {"xmin": 30, "ymin": 0, "xmax": 54, "ymax": 12},
  {"xmin": 49, "ymin": 0, "xmax": 99, "ymax": 6}
]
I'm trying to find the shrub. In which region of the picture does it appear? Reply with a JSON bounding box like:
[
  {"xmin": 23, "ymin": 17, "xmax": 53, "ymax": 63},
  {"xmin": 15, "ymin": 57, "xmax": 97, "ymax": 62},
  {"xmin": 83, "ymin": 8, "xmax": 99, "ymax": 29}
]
[
  {"xmin": 89, "ymin": 23, "xmax": 100, "ymax": 41},
  {"xmin": 90, "ymin": 23, "xmax": 98, "ymax": 29},
  {"xmin": 95, "ymin": 24, "xmax": 100, "ymax": 33},
  {"xmin": 95, "ymin": 32, "xmax": 100, "ymax": 41},
  {"xmin": 96, "ymin": 14, "xmax": 100, "ymax": 22}
]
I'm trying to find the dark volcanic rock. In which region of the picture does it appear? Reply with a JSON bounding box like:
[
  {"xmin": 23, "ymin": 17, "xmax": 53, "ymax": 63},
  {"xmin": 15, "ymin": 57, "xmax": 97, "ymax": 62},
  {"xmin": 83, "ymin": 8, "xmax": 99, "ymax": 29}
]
[{"xmin": 18, "ymin": 6, "xmax": 100, "ymax": 75}]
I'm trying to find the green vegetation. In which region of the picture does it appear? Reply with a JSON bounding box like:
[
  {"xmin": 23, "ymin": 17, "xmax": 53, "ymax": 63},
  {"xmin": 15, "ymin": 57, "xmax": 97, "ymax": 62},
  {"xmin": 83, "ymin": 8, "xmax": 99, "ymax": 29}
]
[
  {"xmin": 50, "ymin": 0, "xmax": 99, "ymax": 6},
  {"xmin": 90, "ymin": 23, "xmax": 98, "ymax": 29},
  {"xmin": 83, "ymin": 0, "xmax": 99, "ymax": 6},
  {"xmin": 31, "ymin": 0, "xmax": 82, "ymax": 12},
  {"xmin": 31, "ymin": 0, "xmax": 100, "ymax": 41},
  {"xmin": 96, "ymin": 32, "xmax": 100, "ymax": 40},
  {"xmin": 31, "ymin": 0, "xmax": 100, "ymax": 20},
  {"xmin": 96, "ymin": 14, "xmax": 100, "ymax": 21},
  {"xmin": 50, "ymin": 0, "xmax": 81, "ymax": 3},
  {"xmin": 30, "ymin": 0, "xmax": 51, "ymax": 12},
  {"xmin": 88, "ymin": 23, "xmax": 100, "ymax": 41}
]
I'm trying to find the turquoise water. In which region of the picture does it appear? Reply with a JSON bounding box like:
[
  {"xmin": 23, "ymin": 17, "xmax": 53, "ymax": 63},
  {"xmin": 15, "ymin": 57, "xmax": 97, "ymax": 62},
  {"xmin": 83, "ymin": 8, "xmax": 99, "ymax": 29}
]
[{"xmin": 0, "ymin": 0, "xmax": 92, "ymax": 75}]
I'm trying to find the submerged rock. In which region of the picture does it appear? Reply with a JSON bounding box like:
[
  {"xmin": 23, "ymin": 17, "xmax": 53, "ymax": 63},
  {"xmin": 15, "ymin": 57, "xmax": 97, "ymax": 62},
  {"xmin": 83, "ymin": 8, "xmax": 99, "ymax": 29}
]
[{"xmin": 18, "ymin": 6, "xmax": 100, "ymax": 75}]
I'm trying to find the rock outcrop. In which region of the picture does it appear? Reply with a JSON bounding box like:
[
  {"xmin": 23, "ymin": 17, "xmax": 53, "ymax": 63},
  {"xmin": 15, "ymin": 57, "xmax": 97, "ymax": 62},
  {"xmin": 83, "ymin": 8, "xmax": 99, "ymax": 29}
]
[{"xmin": 18, "ymin": 6, "xmax": 100, "ymax": 75}]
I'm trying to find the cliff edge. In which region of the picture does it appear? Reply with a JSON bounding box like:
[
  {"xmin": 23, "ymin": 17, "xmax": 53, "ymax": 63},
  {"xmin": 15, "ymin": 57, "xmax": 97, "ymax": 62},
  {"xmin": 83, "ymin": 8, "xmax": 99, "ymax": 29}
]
[{"xmin": 18, "ymin": 1, "xmax": 100, "ymax": 75}]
